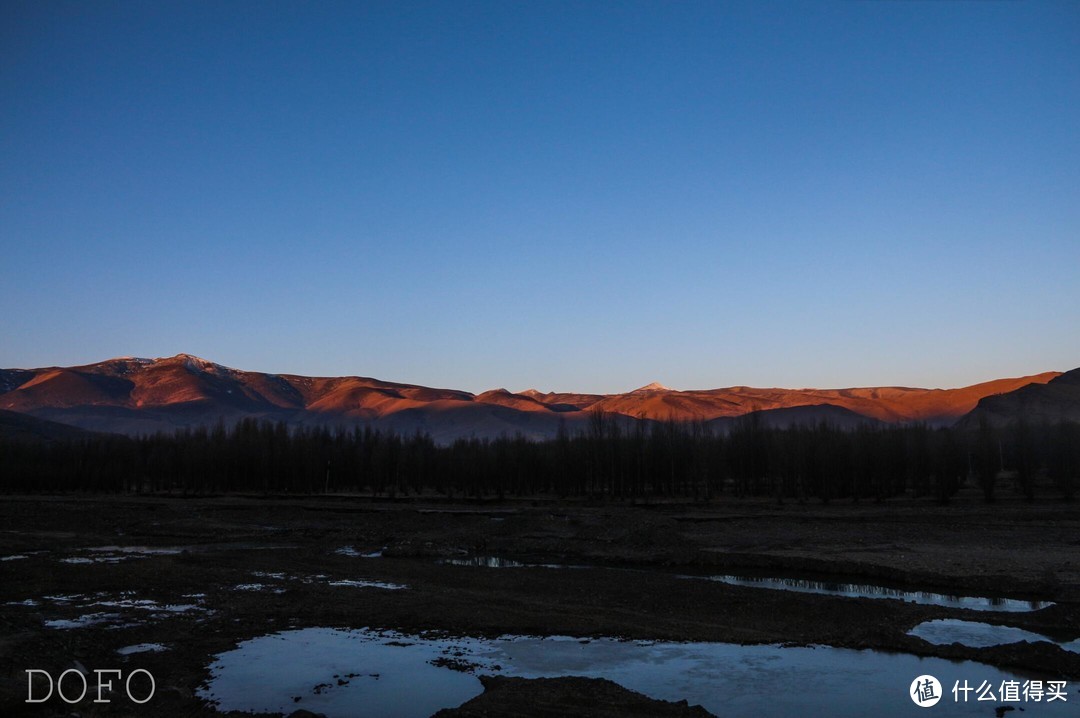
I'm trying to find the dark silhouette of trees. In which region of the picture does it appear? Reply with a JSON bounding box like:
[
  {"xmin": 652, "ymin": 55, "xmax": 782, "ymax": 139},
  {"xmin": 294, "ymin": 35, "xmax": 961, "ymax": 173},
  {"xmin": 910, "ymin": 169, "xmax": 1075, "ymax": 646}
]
[
  {"xmin": 1, "ymin": 417, "xmax": 1077, "ymax": 503},
  {"xmin": 1047, "ymin": 420, "xmax": 1079, "ymax": 500},
  {"xmin": 974, "ymin": 416, "xmax": 999, "ymax": 502}
]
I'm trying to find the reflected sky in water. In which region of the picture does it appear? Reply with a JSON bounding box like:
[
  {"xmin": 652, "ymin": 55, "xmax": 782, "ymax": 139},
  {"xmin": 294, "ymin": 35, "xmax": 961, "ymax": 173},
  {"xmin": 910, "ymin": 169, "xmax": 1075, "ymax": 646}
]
[
  {"xmin": 696, "ymin": 575, "xmax": 1053, "ymax": 612},
  {"xmin": 909, "ymin": 619, "xmax": 1080, "ymax": 653},
  {"xmin": 200, "ymin": 627, "xmax": 1072, "ymax": 718},
  {"xmin": 437, "ymin": 556, "xmax": 1053, "ymax": 613}
]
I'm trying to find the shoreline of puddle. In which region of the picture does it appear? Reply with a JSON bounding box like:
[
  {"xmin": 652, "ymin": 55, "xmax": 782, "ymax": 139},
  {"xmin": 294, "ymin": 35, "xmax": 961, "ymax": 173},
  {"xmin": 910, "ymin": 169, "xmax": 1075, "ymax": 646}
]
[
  {"xmin": 435, "ymin": 555, "xmax": 1055, "ymax": 613},
  {"xmin": 199, "ymin": 626, "xmax": 1078, "ymax": 718}
]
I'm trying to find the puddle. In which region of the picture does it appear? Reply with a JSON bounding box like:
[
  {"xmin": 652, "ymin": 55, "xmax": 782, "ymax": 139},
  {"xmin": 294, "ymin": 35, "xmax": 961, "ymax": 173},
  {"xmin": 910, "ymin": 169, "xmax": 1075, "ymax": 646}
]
[
  {"xmin": 233, "ymin": 572, "xmax": 407, "ymax": 593},
  {"xmin": 691, "ymin": 575, "xmax": 1054, "ymax": 613},
  {"xmin": 440, "ymin": 557, "xmax": 1049, "ymax": 614},
  {"xmin": 441, "ymin": 556, "xmax": 527, "ymax": 568},
  {"xmin": 90, "ymin": 545, "xmax": 185, "ymax": 555},
  {"xmin": 118, "ymin": 643, "xmax": 169, "ymax": 655},
  {"xmin": 29, "ymin": 591, "xmax": 209, "ymax": 630},
  {"xmin": 42, "ymin": 593, "xmax": 104, "ymax": 603},
  {"xmin": 58, "ymin": 543, "xmax": 295, "ymax": 564},
  {"xmin": 1, "ymin": 550, "xmax": 47, "ymax": 561},
  {"xmin": 57, "ymin": 545, "xmax": 185, "ymax": 564},
  {"xmin": 234, "ymin": 583, "xmax": 285, "ymax": 594},
  {"xmin": 200, "ymin": 627, "xmax": 1071, "ymax": 717},
  {"xmin": 335, "ymin": 546, "xmax": 385, "ymax": 558},
  {"xmin": 326, "ymin": 580, "xmax": 406, "ymax": 590},
  {"xmin": 438, "ymin": 556, "xmax": 580, "ymax": 569},
  {"xmin": 45, "ymin": 612, "xmax": 130, "ymax": 630},
  {"xmin": 95, "ymin": 599, "xmax": 203, "ymax": 613},
  {"xmin": 909, "ymin": 620, "xmax": 1080, "ymax": 653}
]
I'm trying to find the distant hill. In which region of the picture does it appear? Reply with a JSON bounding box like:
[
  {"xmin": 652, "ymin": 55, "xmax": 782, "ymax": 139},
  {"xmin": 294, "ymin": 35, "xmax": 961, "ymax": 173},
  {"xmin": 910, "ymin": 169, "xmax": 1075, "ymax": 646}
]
[
  {"xmin": 0, "ymin": 354, "xmax": 1062, "ymax": 442},
  {"xmin": 710, "ymin": 404, "xmax": 880, "ymax": 432},
  {"xmin": 959, "ymin": 368, "xmax": 1080, "ymax": 427},
  {"xmin": 0, "ymin": 409, "xmax": 98, "ymax": 442}
]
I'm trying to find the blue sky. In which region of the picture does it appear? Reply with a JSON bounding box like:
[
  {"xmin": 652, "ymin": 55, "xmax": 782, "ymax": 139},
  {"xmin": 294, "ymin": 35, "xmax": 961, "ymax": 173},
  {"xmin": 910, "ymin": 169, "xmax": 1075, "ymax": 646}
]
[{"xmin": 2, "ymin": 0, "xmax": 1078, "ymax": 393}]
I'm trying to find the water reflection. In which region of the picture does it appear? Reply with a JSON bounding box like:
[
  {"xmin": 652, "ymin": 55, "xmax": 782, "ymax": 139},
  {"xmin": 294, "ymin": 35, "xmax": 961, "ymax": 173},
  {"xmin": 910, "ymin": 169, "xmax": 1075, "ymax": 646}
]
[
  {"xmin": 438, "ymin": 555, "xmax": 1053, "ymax": 613},
  {"xmin": 438, "ymin": 556, "xmax": 580, "ymax": 569},
  {"xmin": 200, "ymin": 627, "xmax": 1070, "ymax": 718},
  {"xmin": 909, "ymin": 619, "xmax": 1080, "ymax": 652},
  {"xmin": 695, "ymin": 575, "xmax": 1053, "ymax": 612},
  {"xmin": 440, "ymin": 556, "xmax": 527, "ymax": 568}
]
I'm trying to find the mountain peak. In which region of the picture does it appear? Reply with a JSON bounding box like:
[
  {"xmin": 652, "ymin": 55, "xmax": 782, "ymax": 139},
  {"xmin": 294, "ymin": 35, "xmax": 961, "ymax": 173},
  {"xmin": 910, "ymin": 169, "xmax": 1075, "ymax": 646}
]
[
  {"xmin": 632, "ymin": 382, "xmax": 672, "ymax": 393},
  {"xmin": 158, "ymin": 353, "xmax": 229, "ymax": 373}
]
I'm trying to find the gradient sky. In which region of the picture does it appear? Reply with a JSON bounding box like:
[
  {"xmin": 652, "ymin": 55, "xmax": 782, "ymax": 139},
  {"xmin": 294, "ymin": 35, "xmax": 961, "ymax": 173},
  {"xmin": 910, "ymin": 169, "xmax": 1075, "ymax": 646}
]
[{"xmin": 2, "ymin": 1, "xmax": 1078, "ymax": 394}]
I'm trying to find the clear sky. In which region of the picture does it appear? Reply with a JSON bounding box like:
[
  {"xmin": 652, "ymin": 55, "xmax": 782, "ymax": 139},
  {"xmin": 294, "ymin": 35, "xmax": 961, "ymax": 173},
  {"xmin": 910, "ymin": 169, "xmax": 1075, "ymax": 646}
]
[{"xmin": 2, "ymin": 1, "xmax": 1078, "ymax": 394}]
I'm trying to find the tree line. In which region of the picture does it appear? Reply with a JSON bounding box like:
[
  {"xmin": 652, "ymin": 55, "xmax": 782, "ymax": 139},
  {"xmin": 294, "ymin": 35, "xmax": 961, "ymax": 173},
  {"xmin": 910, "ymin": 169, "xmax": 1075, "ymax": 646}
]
[{"xmin": 2, "ymin": 413, "xmax": 1078, "ymax": 502}]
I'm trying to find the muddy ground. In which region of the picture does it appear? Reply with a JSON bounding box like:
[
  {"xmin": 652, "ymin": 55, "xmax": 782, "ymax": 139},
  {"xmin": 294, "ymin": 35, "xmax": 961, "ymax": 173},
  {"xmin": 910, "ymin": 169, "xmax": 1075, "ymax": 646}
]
[{"xmin": 1, "ymin": 491, "xmax": 1079, "ymax": 716}]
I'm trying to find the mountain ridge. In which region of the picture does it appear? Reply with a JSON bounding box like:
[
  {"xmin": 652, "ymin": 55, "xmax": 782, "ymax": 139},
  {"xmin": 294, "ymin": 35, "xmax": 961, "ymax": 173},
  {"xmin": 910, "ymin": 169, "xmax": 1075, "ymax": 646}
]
[
  {"xmin": 960, "ymin": 368, "xmax": 1080, "ymax": 427},
  {"xmin": 0, "ymin": 354, "xmax": 1064, "ymax": 442}
]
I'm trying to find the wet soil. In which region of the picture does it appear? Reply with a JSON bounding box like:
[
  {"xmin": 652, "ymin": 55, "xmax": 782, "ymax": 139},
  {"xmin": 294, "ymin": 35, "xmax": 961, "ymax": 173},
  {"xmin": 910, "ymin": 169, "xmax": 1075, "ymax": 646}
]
[
  {"xmin": 1, "ymin": 492, "xmax": 1078, "ymax": 716},
  {"xmin": 433, "ymin": 676, "xmax": 716, "ymax": 717}
]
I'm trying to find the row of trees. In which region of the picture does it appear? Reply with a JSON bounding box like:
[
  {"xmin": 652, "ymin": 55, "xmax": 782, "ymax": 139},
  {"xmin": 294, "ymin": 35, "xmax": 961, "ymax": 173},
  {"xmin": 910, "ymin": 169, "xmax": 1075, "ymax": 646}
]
[{"xmin": 2, "ymin": 414, "xmax": 1078, "ymax": 502}]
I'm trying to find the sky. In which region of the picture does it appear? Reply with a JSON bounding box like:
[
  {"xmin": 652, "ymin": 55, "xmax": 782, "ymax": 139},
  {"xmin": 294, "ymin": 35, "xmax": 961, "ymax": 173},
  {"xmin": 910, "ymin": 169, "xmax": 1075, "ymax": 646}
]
[{"xmin": 2, "ymin": 0, "xmax": 1078, "ymax": 394}]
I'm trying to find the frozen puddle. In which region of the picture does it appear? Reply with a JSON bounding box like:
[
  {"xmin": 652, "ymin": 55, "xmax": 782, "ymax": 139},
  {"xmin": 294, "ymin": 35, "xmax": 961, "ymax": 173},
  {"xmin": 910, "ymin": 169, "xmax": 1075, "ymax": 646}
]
[
  {"xmin": 118, "ymin": 643, "xmax": 169, "ymax": 655},
  {"xmin": 59, "ymin": 546, "xmax": 184, "ymax": 564},
  {"xmin": 90, "ymin": 545, "xmax": 184, "ymax": 555},
  {"xmin": 200, "ymin": 628, "xmax": 1070, "ymax": 718},
  {"xmin": 233, "ymin": 572, "xmax": 407, "ymax": 593},
  {"xmin": 235, "ymin": 583, "xmax": 285, "ymax": 593},
  {"xmin": 45, "ymin": 612, "xmax": 129, "ymax": 630},
  {"xmin": 909, "ymin": 619, "xmax": 1080, "ymax": 653},
  {"xmin": 42, "ymin": 592, "xmax": 106, "ymax": 603},
  {"xmin": 439, "ymin": 556, "xmax": 581, "ymax": 569},
  {"xmin": 59, "ymin": 543, "xmax": 297, "ymax": 563},
  {"xmin": 692, "ymin": 575, "xmax": 1054, "ymax": 612},
  {"xmin": 440, "ymin": 556, "xmax": 527, "ymax": 568},
  {"xmin": 326, "ymin": 580, "xmax": 406, "ymax": 590},
  {"xmin": 440, "ymin": 558, "xmax": 1052, "ymax": 613},
  {"xmin": 95, "ymin": 598, "xmax": 203, "ymax": 612},
  {"xmin": 2, "ymin": 550, "xmax": 46, "ymax": 561},
  {"xmin": 335, "ymin": 546, "xmax": 384, "ymax": 558},
  {"xmin": 32, "ymin": 592, "xmax": 208, "ymax": 629}
]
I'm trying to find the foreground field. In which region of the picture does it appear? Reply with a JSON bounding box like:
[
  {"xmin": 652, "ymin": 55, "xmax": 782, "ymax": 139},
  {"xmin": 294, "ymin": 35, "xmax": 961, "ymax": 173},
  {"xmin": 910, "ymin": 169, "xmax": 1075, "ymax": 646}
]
[{"xmin": 1, "ymin": 492, "xmax": 1079, "ymax": 716}]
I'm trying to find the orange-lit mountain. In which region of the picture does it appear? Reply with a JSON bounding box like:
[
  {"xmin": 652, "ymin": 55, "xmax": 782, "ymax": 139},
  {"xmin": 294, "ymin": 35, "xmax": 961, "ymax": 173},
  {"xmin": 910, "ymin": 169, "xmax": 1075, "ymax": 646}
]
[
  {"xmin": 522, "ymin": 375, "xmax": 1061, "ymax": 424},
  {"xmin": 0, "ymin": 354, "xmax": 1063, "ymax": 442}
]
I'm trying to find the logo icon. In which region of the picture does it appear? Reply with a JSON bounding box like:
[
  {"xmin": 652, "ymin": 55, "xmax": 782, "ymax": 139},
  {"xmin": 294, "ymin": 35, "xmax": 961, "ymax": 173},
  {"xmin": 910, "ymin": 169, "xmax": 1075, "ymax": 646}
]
[{"xmin": 911, "ymin": 675, "xmax": 942, "ymax": 707}]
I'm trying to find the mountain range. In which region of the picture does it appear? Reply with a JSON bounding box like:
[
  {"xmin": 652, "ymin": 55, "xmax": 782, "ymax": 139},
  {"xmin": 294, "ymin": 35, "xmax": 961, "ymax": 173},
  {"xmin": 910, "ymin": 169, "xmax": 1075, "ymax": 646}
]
[{"xmin": 0, "ymin": 354, "xmax": 1074, "ymax": 443}]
